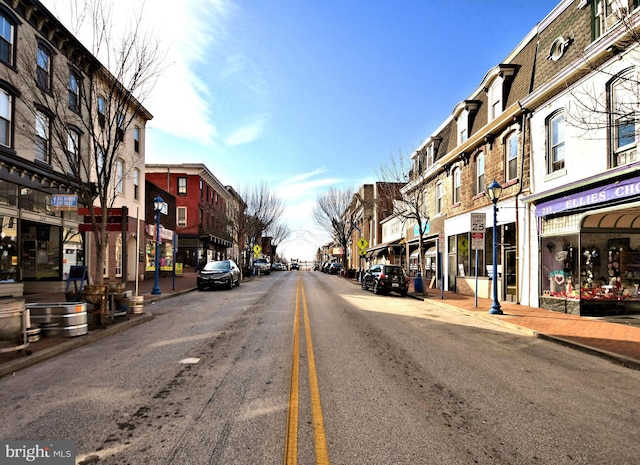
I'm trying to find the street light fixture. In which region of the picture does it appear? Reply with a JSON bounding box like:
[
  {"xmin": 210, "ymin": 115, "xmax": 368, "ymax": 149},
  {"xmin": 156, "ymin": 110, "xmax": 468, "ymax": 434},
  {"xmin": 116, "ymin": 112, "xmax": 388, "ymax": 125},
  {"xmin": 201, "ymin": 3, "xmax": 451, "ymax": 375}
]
[
  {"xmin": 486, "ymin": 180, "xmax": 503, "ymax": 315},
  {"xmin": 151, "ymin": 195, "xmax": 164, "ymax": 295}
]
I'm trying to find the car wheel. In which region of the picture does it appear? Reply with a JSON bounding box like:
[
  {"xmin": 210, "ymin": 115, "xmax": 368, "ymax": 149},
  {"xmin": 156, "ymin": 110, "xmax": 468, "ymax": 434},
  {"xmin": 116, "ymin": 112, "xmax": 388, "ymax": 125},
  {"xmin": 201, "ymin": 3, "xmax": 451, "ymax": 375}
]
[
  {"xmin": 236, "ymin": 277, "xmax": 240, "ymax": 286},
  {"xmin": 373, "ymin": 281, "xmax": 381, "ymax": 295},
  {"xmin": 228, "ymin": 278, "xmax": 234, "ymax": 290},
  {"xmin": 361, "ymin": 280, "xmax": 367, "ymax": 290},
  {"xmin": 198, "ymin": 285, "xmax": 205, "ymax": 291},
  {"xmin": 400, "ymin": 290, "xmax": 408, "ymax": 297}
]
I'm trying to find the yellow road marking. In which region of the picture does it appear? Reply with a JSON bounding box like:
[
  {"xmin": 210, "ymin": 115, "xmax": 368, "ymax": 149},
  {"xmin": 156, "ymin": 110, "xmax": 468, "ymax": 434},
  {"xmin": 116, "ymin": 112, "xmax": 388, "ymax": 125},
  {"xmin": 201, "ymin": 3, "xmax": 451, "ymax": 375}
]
[
  {"xmin": 283, "ymin": 281, "xmax": 301, "ymax": 465},
  {"xmin": 301, "ymin": 281, "xmax": 330, "ymax": 464},
  {"xmin": 284, "ymin": 277, "xmax": 330, "ymax": 465}
]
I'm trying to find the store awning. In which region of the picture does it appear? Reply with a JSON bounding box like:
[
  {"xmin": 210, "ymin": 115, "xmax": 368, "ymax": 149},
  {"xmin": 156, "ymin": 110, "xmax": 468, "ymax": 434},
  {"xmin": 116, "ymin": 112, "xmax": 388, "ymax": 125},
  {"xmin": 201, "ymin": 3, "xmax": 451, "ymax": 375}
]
[
  {"xmin": 582, "ymin": 206, "xmax": 640, "ymax": 229},
  {"xmin": 410, "ymin": 246, "xmax": 436, "ymax": 258}
]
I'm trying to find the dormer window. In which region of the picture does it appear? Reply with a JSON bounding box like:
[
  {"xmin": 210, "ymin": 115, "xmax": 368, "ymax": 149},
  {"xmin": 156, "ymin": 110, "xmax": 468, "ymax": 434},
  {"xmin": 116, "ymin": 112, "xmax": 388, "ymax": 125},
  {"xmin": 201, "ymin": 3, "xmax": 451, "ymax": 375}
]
[
  {"xmin": 488, "ymin": 78, "xmax": 502, "ymax": 120},
  {"xmin": 482, "ymin": 64, "xmax": 517, "ymax": 122},
  {"xmin": 454, "ymin": 100, "xmax": 480, "ymax": 146},
  {"xmin": 591, "ymin": 0, "xmax": 632, "ymax": 40}
]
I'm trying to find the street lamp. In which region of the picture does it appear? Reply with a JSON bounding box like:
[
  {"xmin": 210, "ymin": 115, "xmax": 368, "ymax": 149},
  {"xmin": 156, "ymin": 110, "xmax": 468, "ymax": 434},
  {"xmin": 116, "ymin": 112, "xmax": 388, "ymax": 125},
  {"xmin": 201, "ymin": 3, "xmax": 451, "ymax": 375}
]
[
  {"xmin": 151, "ymin": 195, "xmax": 164, "ymax": 295},
  {"xmin": 486, "ymin": 180, "xmax": 503, "ymax": 315}
]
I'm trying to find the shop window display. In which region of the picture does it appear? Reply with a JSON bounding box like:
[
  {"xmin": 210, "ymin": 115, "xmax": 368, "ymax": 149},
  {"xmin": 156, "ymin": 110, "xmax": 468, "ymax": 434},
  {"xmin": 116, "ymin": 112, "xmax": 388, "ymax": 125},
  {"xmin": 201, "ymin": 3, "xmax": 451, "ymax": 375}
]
[{"xmin": 541, "ymin": 237, "xmax": 578, "ymax": 299}]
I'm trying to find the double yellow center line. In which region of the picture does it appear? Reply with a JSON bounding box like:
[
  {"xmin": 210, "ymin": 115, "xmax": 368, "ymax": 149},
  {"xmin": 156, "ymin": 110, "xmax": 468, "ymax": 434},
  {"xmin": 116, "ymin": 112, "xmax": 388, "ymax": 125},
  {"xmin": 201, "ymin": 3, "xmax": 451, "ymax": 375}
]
[{"xmin": 284, "ymin": 277, "xmax": 330, "ymax": 465}]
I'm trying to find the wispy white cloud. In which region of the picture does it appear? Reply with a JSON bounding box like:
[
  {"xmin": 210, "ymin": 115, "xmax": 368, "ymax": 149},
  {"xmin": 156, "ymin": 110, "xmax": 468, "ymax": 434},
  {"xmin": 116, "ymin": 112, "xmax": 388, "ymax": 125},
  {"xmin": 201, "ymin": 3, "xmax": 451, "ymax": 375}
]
[{"xmin": 224, "ymin": 116, "xmax": 269, "ymax": 146}]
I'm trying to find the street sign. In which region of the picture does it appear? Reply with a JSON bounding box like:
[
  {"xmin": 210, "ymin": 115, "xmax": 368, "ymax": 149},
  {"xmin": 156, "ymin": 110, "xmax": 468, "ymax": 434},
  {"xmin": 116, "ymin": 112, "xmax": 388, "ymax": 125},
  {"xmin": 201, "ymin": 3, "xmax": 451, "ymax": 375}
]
[
  {"xmin": 253, "ymin": 244, "xmax": 262, "ymax": 255},
  {"xmin": 470, "ymin": 213, "xmax": 486, "ymax": 250}
]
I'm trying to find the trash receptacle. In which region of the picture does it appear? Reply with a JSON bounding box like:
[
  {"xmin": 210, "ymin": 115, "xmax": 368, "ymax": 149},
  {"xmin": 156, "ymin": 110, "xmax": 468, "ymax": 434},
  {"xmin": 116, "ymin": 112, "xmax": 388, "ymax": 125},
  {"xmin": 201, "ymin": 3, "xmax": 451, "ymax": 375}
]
[{"xmin": 414, "ymin": 274, "xmax": 423, "ymax": 293}]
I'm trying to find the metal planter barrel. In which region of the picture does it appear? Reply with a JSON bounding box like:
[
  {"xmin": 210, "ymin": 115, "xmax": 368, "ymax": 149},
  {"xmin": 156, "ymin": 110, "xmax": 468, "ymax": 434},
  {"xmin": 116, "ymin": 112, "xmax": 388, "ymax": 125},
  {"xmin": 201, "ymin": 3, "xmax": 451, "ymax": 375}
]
[
  {"xmin": 26, "ymin": 302, "xmax": 88, "ymax": 337},
  {"xmin": 0, "ymin": 299, "xmax": 25, "ymax": 341}
]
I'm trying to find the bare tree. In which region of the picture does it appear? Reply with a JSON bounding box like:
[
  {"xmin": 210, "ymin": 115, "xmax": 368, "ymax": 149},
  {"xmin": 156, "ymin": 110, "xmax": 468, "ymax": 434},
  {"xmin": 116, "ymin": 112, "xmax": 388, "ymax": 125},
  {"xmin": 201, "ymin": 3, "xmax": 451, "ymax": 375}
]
[
  {"xmin": 231, "ymin": 182, "xmax": 285, "ymax": 274},
  {"xmin": 313, "ymin": 186, "xmax": 357, "ymax": 272},
  {"xmin": 377, "ymin": 152, "xmax": 429, "ymax": 295},
  {"xmin": 2, "ymin": 0, "xmax": 164, "ymax": 285}
]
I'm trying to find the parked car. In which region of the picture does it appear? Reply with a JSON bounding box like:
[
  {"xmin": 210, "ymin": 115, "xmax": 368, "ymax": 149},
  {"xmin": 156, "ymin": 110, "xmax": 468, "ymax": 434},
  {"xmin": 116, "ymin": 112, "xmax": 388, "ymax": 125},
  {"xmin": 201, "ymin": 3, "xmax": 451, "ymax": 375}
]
[
  {"xmin": 321, "ymin": 262, "xmax": 331, "ymax": 273},
  {"xmin": 254, "ymin": 258, "xmax": 271, "ymax": 275},
  {"xmin": 361, "ymin": 264, "xmax": 409, "ymax": 296},
  {"xmin": 290, "ymin": 262, "xmax": 300, "ymax": 270},
  {"xmin": 328, "ymin": 263, "xmax": 342, "ymax": 275},
  {"xmin": 197, "ymin": 259, "xmax": 241, "ymax": 291},
  {"xmin": 272, "ymin": 262, "xmax": 284, "ymax": 271}
]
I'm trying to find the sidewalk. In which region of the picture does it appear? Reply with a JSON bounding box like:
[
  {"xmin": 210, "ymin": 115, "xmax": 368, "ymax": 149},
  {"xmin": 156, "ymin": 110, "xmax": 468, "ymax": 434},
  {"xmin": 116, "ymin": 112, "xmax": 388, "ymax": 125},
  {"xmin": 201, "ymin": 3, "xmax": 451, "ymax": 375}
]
[
  {"xmin": 401, "ymin": 280, "xmax": 640, "ymax": 369},
  {"xmin": 2, "ymin": 271, "xmax": 639, "ymax": 379}
]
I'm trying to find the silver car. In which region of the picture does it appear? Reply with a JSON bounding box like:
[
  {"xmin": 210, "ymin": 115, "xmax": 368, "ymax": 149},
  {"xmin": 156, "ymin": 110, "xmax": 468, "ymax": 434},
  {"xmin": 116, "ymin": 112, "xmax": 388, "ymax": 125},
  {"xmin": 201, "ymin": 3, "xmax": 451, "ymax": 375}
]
[{"xmin": 197, "ymin": 260, "xmax": 241, "ymax": 291}]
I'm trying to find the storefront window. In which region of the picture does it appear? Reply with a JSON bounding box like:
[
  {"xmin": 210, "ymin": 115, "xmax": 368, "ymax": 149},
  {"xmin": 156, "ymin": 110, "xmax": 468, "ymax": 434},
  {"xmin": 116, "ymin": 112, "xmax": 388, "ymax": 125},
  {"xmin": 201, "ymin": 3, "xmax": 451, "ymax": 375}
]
[
  {"xmin": 21, "ymin": 221, "xmax": 61, "ymax": 280},
  {"xmin": 541, "ymin": 235, "xmax": 578, "ymax": 299},
  {"xmin": 62, "ymin": 227, "xmax": 83, "ymax": 280},
  {"xmin": 0, "ymin": 180, "xmax": 17, "ymax": 207},
  {"xmin": 19, "ymin": 188, "xmax": 60, "ymax": 216},
  {"xmin": 0, "ymin": 215, "xmax": 18, "ymax": 280}
]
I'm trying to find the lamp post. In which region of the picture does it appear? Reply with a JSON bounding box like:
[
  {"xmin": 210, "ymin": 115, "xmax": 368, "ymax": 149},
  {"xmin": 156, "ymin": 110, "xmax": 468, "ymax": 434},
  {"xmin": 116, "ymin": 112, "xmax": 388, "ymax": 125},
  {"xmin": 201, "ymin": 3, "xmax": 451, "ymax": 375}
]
[
  {"xmin": 151, "ymin": 195, "xmax": 164, "ymax": 295},
  {"xmin": 486, "ymin": 180, "xmax": 503, "ymax": 315}
]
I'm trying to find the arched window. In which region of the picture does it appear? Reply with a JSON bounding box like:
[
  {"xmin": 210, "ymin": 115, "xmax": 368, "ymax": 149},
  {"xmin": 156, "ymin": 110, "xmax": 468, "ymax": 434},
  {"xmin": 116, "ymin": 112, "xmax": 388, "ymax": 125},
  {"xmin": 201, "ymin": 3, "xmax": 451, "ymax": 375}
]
[
  {"xmin": 453, "ymin": 167, "xmax": 461, "ymax": 204},
  {"xmin": 476, "ymin": 152, "xmax": 485, "ymax": 194},
  {"xmin": 546, "ymin": 111, "xmax": 565, "ymax": 174}
]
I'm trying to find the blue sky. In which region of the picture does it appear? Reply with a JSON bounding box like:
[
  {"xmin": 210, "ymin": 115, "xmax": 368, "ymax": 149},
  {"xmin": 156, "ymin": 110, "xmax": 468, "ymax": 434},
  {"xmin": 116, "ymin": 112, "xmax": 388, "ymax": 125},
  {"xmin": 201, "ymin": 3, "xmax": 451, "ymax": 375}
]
[{"xmin": 44, "ymin": 0, "xmax": 560, "ymax": 261}]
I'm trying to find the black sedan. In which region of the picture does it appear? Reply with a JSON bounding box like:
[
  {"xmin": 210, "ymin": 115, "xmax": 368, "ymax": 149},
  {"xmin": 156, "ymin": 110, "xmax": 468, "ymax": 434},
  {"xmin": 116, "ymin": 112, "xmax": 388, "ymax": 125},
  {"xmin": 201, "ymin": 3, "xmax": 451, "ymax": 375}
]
[{"xmin": 197, "ymin": 260, "xmax": 241, "ymax": 291}]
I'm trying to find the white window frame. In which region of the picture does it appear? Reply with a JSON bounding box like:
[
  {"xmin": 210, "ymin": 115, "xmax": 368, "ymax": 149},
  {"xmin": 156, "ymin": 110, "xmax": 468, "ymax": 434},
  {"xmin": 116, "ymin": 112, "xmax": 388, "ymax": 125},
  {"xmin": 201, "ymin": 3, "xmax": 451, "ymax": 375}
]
[
  {"xmin": 36, "ymin": 44, "xmax": 50, "ymax": 91},
  {"xmin": 435, "ymin": 181, "xmax": 442, "ymax": 214},
  {"xmin": 0, "ymin": 89, "xmax": 11, "ymax": 147},
  {"xmin": 133, "ymin": 168, "xmax": 140, "ymax": 200},
  {"xmin": 476, "ymin": 152, "xmax": 485, "ymax": 194},
  {"xmin": 116, "ymin": 159, "xmax": 124, "ymax": 194},
  {"xmin": 506, "ymin": 133, "xmax": 518, "ymax": 181},
  {"xmin": 488, "ymin": 78, "xmax": 503, "ymax": 121},
  {"xmin": 547, "ymin": 111, "xmax": 566, "ymax": 174},
  {"xmin": 0, "ymin": 14, "xmax": 14, "ymax": 65},
  {"xmin": 177, "ymin": 207, "xmax": 187, "ymax": 226},
  {"xmin": 115, "ymin": 235, "xmax": 122, "ymax": 278},
  {"xmin": 610, "ymin": 69, "xmax": 638, "ymax": 167},
  {"xmin": 35, "ymin": 111, "xmax": 49, "ymax": 163},
  {"xmin": 453, "ymin": 168, "xmax": 461, "ymax": 203},
  {"xmin": 178, "ymin": 177, "xmax": 187, "ymax": 195}
]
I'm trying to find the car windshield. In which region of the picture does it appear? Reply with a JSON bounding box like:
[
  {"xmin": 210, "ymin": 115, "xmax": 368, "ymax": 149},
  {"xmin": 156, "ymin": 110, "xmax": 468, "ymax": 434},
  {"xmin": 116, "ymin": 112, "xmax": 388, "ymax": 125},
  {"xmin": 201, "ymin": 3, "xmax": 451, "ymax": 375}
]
[{"xmin": 203, "ymin": 261, "xmax": 230, "ymax": 271}]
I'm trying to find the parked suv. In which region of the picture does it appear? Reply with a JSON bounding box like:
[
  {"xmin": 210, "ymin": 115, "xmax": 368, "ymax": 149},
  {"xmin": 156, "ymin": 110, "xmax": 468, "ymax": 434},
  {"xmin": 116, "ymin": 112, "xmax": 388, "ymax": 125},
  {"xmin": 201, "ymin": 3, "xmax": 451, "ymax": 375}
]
[
  {"xmin": 361, "ymin": 264, "xmax": 409, "ymax": 296},
  {"xmin": 197, "ymin": 260, "xmax": 241, "ymax": 291},
  {"xmin": 254, "ymin": 258, "xmax": 271, "ymax": 275}
]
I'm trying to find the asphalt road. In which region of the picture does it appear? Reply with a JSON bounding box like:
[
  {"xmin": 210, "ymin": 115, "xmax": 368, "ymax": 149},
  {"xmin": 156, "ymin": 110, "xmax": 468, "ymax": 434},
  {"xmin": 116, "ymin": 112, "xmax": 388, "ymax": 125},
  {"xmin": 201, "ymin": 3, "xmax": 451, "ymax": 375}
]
[{"xmin": 1, "ymin": 271, "xmax": 639, "ymax": 464}]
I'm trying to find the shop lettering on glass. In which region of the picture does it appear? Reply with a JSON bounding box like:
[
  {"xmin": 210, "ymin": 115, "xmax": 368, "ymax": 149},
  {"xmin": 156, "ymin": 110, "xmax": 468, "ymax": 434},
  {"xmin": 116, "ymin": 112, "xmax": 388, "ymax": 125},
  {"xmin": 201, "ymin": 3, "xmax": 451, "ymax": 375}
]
[{"xmin": 536, "ymin": 176, "xmax": 640, "ymax": 217}]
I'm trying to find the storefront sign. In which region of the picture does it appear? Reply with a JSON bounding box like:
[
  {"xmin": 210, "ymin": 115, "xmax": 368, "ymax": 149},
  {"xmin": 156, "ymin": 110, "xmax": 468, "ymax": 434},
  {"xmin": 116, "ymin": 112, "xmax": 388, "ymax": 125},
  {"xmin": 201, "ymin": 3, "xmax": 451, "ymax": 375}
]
[
  {"xmin": 51, "ymin": 194, "xmax": 78, "ymax": 211},
  {"xmin": 536, "ymin": 175, "xmax": 640, "ymax": 217}
]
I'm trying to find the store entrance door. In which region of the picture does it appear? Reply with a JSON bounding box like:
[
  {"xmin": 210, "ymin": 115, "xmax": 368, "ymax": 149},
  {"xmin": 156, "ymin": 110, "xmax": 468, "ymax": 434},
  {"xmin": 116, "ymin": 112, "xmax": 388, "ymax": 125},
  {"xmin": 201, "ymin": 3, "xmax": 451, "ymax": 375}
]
[{"xmin": 504, "ymin": 247, "xmax": 517, "ymax": 302}]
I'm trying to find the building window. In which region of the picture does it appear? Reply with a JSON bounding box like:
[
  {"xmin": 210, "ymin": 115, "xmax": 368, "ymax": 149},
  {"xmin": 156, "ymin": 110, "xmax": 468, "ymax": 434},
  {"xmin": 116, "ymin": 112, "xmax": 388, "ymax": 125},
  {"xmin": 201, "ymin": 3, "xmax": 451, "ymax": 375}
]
[
  {"xmin": 97, "ymin": 96, "xmax": 106, "ymax": 128},
  {"xmin": 0, "ymin": 13, "xmax": 15, "ymax": 65},
  {"xmin": 35, "ymin": 111, "xmax": 50, "ymax": 163},
  {"xmin": 610, "ymin": 70, "xmax": 638, "ymax": 167},
  {"xmin": 592, "ymin": 0, "xmax": 629, "ymax": 40},
  {"xmin": 435, "ymin": 181, "xmax": 442, "ymax": 214},
  {"xmin": 488, "ymin": 78, "xmax": 502, "ymax": 120},
  {"xmin": 67, "ymin": 129, "xmax": 80, "ymax": 171},
  {"xmin": 116, "ymin": 112, "xmax": 125, "ymax": 142},
  {"xmin": 36, "ymin": 43, "xmax": 51, "ymax": 92},
  {"xmin": 453, "ymin": 168, "xmax": 461, "ymax": 204},
  {"xmin": 115, "ymin": 235, "xmax": 122, "ymax": 278},
  {"xmin": 133, "ymin": 168, "xmax": 140, "ymax": 200},
  {"xmin": 506, "ymin": 133, "xmax": 518, "ymax": 181},
  {"xmin": 476, "ymin": 152, "xmax": 485, "ymax": 194},
  {"xmin": 134, "ymin": 126, "xmax": 140, "ymax": 152},
  {"xmin": 177, "ymin": 207, "xmax": 187, "ymax": 226},
  {"xmin": 0, "ymin": 89, "xmax": 12, "ymax": 147},
  {"xmin": 116, "ymin": 159, "xmax": 124, "ymax": 194},
  {"xmin": 200, "ymin": 179, "xmax": 204, "ymax": 199},
  {"xmin": 547, "ymin": 111, "xmax": 565, "ymax": 174},
  {"xmin": 426, "ymin": 143, "xmax": 434, "ymax": 169},
  {"xmin": 68, "ymin": 71, "xmax": 80, "ymax": 112},
  {"xmin": 178, "ymin": 177, "xmax": 187, "ymax": 195}
]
